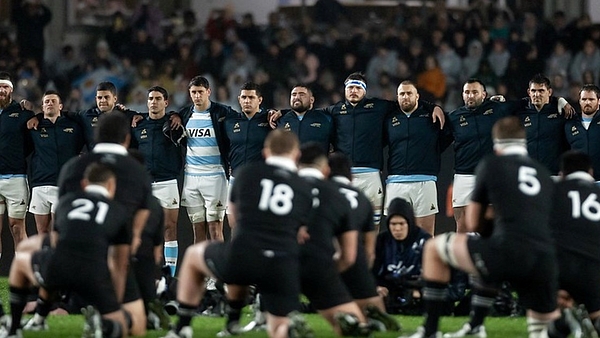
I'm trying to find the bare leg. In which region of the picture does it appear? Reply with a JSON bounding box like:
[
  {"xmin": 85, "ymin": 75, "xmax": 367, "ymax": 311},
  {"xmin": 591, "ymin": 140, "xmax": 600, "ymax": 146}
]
[
  {"xmin": 453, "ymin": 206, "xmax": 467, "ymax": 233},
  {"xmin": 208, "ymin": 220, "xmax": 224, "ymax": 241},
  {"xmin": 8, "ymin": 217, "xmax": 27, "ymax": 247},
  {"xmin": 416, "ymin": 214, "xmax": 436, "ymax": 236},
  {"xmin": 192, "ymin": 222, "xmax": 207, "ymax": 244},
  {"xmin": 33, "ymin": 214, "xmax": 52, "ymax": 234}
]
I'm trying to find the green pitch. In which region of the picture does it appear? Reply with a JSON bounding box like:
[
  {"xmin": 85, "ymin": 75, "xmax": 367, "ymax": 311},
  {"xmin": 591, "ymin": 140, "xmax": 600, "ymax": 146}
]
[{"xmin": 0, "ymin": 279, "xmax": 529, "ymax": 337}]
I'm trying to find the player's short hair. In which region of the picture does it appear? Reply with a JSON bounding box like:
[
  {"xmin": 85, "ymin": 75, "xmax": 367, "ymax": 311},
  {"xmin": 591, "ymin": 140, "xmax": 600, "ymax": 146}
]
[
  {"xmin": 42, "ymin": 90, "xmax": 62, "ymax": 103},
  {"xmin": 96, "ymin": 81, "xmax": 117, "ymax": 95},
  {"xmin": 264, "ymin": 129, "xmax": 298, "ymax": 156},
  {"xmin": 580, "ymin": 84, "xmax": 600, "ymax": 99},
  {"xmin": 299, "ymin": 142, "xmax": 328, "ymax": 167},
  {"xmin": 84, "ymin": 162, "xmax": 116, "ymax": 185},
  {"xmin": 291, "ymin": 83, "xmax": 313, "ymax": 96},
  {"xmin": 344, "ymin": 72, "xmax": 367, "ymax": 86},
  {"xmin": 0, "ymin": 72, "xmax": 12, "ymax": 82},
  {"xmin": 94, "ymin": 113, "xmax": 130, "ymax": 144},
  {"xmin": 560, "ymin": 150, "xmax": 592, "ymax": 176},
  {"xmin": 148, "ymin": 86, "xmax": 169, "ymax": 100},
  {"xmin": 464, "ymin": 78, "xmax": 487, "ymax": 93},
  {"xmin": 529, "ymin": 74, "xmax": 552, "ymax": 89},
  {"xmin": 328, "ymin": 152, "xmax": 352, "ymax": 180},
  {"xmin": 188, "ymin": 76, "xmax": 210, "ymax": 90},
  {"xmin": 492, "ymin": 116, "xmax": 525, "ymax": 140},
  {"xmin": 240, "ymin": 82, "xmax": 262, "ymax": 97}
]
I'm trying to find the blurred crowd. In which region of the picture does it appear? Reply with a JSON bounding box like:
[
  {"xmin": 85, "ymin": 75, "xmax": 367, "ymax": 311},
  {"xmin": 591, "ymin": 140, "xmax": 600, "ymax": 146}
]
[{"xmin": 2, "ymin": 0, "xmax": 600, "ymax": 112}]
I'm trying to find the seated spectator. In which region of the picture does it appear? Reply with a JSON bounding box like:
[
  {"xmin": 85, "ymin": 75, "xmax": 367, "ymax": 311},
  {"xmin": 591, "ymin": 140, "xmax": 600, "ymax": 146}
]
[{"xmin": 372, "ymin": 198, "xmax": 431, "ymax": 314}]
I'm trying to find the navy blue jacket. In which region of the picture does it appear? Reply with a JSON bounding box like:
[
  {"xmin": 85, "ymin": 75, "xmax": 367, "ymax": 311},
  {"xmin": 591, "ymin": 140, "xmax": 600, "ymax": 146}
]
[
  {"xmin": 223, "ymin": 110, "xmax": 271, "ymax": 175},
  {"xmin": 384, "ymin": 100, "xmax": 448, "ymax": 176},
  {"xmin": 516, "ymin": 97, "xmax": 569, "ymax": 175},
  {"xmin": 565, "ymin": 114, "xmax": 600, "ymax": 181},
  {"xmin": 446, "ymin": 100, "xmax": 520, "ymax": 174},
  {"xmin": 68, "ymin": 107, "xmax": 137, "ymax": 149},
  {"xmin": 131, "ymin": 114, "xmax": 183, "ymax": 182},
  {"xmin": 277, "ymin": 109, "xmax": 332, "ymax": 151},
  {"xmin": 324, "ymin": 97, "xmax": 394, "ymax": 170},
  {"xmin": 29, "ymin": 115, "xmax": 84, "ymax": 187},
  {"xmin": 0, "ymin": 101, "xmax": 34, "ymax": 174},
  {"xmin": 178, "ymin": 101, "xmax": 233, "ymax": 177}
]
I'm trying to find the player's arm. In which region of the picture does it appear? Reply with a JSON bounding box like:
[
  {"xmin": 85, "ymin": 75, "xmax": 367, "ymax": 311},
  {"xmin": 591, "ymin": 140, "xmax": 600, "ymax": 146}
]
[
  {"xmin": 363, "ymin": 229, "xmax": 377, "ymax": 269},
  {"xmin": 108, "ymin": 243, "xmax": 130, "ymax": 303},
  {"xmin": 131, "ymin": 209, "xmax": 150, "ymax": 255},
  {"xmin": 227, "ymin": 202, "xmax": 237, "ymax": 230},
  {"xmin": 465, "ymin": 201, "xmax": 494, "ymax": 235},
  {"xmin": 335, "ymin": 230, "xmax": 358, "ymax": 272}
]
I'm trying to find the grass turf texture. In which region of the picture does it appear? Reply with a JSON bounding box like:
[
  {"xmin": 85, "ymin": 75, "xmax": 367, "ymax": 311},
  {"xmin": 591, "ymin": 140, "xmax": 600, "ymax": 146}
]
[{"xmin": 0, "ymin": 279, "xmax": 530, "ymax": 337}]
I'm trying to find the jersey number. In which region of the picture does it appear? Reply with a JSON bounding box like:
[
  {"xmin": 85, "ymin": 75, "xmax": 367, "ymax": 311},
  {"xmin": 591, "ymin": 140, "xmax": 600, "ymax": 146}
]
[
  {"xmin": 258, "ymin": 179, "xmax": 294, "ymax": 215},
  {"xmin": 567, "ymin": 191, "xmax": 600, "ymax": 221},
  {"xmin": 518, "ymin": 166, "xmax": 541, "ymax": 196},
  {"xmin": 67, "ymin": 198, "xmax": 109, "ymax": 224}
]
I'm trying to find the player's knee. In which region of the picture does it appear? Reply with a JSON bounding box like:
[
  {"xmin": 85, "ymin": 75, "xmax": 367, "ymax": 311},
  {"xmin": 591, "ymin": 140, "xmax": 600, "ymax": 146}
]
[{"xmin": 186, "ymin": 207, "xmax": 206, "ymax": 224}]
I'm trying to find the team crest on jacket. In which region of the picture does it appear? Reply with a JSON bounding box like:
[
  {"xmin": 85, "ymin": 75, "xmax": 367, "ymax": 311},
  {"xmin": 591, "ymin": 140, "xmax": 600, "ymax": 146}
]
[
  {"xmin": 547, "ymin": 114, "xmax": 558, "ymax": 118},
  {"xmin": 233, "ymin": 123, "xmax": 240, "ymax": 133},
  {"xmin": 91, "ymin": 117, "xmax": 98, "ymax": 125},
  {"xmin": 524, "ymin": 116, "xmax": 532, "ymax": 127},
  {"xmin": 364, "ymin": 103, "xmax": 374, "ymax": 109},
  {"xmin": 459, "ymin": 115, "xmax": 468, "ymax": 127},
  {"xmin": 258, "ymin": 122, "xmax": 269, "ymax": 127},
  {"xmin": 284, "ymin": 122, "xmax": 291, "ymax": 131},
  {"xmin": 483, "ymin": 109, "xmax": 493, "ymax": 115},
  {"xmin": 570, "ymin": 125, "xmax": 579, "ymax": 136},
  {"xmin": 391, "ymin": 116, "xmax": 400, "ymax": 126},
  {"xmin": 8, "ymin": 112, "xmax": 19, "ymax": 118},
  {"xmin": 63, "ymin": 128, "xmax": 74, "ymax": 133},
  {"xmin": 310, "ymin": 123, "xmax": 321, "ymax": 128}
]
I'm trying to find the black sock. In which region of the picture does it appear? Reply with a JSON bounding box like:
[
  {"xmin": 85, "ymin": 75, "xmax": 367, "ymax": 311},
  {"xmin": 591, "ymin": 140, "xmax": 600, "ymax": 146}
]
[
  {"xmin": 8, "ymin": 286, "xmax": 30, "ymax": 334},
  {"xmin": 36, "ymin": 296, "xmax": 52, "ymax": 318},
  {"xmin": 547, "ymin": 313, "xmax": 570, "ymax": 338},
  {"xmin": 469, "ymin": 287, "xmax": 498, "ymax": 328},
  {"xmin": 102, "ymin": 318, "xmax": 123, "ymax": 338},
  {"xmin": 422, "ymin": 281, "xmax": 448, "ymax": 336},
  {"xmin": 176, "ymin": 302, "xmax": 197, "ymax": 332},
  {"xmin": 226, "ymin": 299, "xmax": 245, "ymax": 325}
]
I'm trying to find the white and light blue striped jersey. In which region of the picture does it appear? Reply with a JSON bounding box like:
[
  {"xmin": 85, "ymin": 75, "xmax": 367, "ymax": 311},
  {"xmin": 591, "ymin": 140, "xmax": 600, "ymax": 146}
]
[{"xmin": 185, "ymin": 110, "xmax": 225, "ymax": 176}]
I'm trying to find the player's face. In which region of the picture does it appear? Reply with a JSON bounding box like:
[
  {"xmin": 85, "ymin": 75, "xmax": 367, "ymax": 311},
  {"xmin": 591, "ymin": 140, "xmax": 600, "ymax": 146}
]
[
  {"xmin": 0, "ymin": 83, "xmax": 12, "ymax": 108},
  {"xmin": 290, "ymin": 87, "xmax": 313, "ymax": 113},
  {"xmin": 528, "ymin": 83, "xmax": 552, "ymax": 109},
  {"xmin": 580, "ymin": 90, "xmax": 599, "ymax": 116},
  {"xmin": 42, "ymin": 94, "xmax": 63, "ymax": 117},
  {"xmin": 345, "ymin": 84, "xmax": 366, "ymax": 104},
  {"xmin": 147, "ymin": 91, "xmax": 168, "ymax": 115},
  {"xmin": 189, "ymin": 85, "xmax": 211, "ymax": 110},
  {"xmin": 96, "ymin": 90, "xmax": 117, "ymax": 112},
  {"xmin": 389, "ymin": 215, "xmax": 409, "ymax": 241},
  {"xmin": 462, "ymin": 82, "xmax": 486, "ymax": 109},
  {"xmin": 397, "ymin": 84, "xmax": 419, "ymax": 112},
  {"xmin": 238, "ymin": 89, "xmax": 262, "ymax": 115}
]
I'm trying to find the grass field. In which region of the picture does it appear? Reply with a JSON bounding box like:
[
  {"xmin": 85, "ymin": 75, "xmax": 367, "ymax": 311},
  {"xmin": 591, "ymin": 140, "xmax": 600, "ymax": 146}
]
[{"xmin": 0, "ymin": 278, "xmax": 532, "ymax": 338}]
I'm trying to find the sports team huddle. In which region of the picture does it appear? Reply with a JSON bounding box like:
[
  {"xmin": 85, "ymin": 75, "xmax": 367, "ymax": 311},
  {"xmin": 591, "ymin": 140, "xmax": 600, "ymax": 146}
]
[{"xmin": 0, "ymin": 68, "xmax": 598, "ymax": 338}]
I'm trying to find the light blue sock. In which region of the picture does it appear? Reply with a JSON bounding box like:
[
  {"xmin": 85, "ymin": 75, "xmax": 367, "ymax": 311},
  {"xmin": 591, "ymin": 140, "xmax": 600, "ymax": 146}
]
[{"xmin": 164, "ymin": 241, "xmax": 178, "ymax": 276}]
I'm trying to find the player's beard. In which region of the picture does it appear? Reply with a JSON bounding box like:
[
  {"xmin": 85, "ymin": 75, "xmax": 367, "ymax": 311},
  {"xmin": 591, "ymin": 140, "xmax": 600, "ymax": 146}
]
[
  {"xmin": 401, "ymin": 101, "xmax": 416, "ymax": 112},
  {"xmin": 0, "ymin": 94, "xmax": 11, "ymax": 109}
]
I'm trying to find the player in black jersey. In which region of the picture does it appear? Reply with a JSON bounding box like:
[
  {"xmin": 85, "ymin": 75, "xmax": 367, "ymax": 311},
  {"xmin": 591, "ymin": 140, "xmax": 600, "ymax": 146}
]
[
  {"xmin": 545, "ymin": 151, "xmax": 600, "ymax": 337},
  {"xmin": 1, "ymin": 163, "xmax": 132, "ymax": 338},
  {"xmin": 296, "ymin": 143, "xmax": 368, "ymax": 336},
  {"xmin": 402, "ymin": 116, "xmax": 558, "ymax": 338},
  {"xmin": 328, "ymin": 152, "xmax": 401, "ymax": 332},
  {"xmin": 164, "ymin": 130, "xmax": 314, "ymax": 338},
  {"xmin": 58, "ymin": 113, "xmax": 153, "ymax": 335}
]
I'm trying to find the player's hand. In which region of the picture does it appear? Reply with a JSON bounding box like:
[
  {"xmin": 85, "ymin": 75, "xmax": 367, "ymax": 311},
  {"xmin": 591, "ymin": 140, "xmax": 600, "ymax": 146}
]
[
  {"xmin": 432, "ymin": 106, "xmax": 445, "ymax": 129},
  {"xmin": 170, "ymin": 113, "xmax": 182, "ymax": 129},
  {"xmin": 297, "ymin": 225, "xmax": 310, "ymax": 244},
  {"xmin": 20, "ymin": 99, "xmax": 34, "ymax": 111},
  {"xmin": 131, "ymin": 114, "xmax": 143, "ymax": 127},
  {"xmin": 376, "ymin": 286, "xmax": 389, "ymax": 298},
  {"xmin": 27, "ymin": 115, "xmax": 40, "ymax": 130},
  {"xmin": 563, "ymin": 103, "xmax": 575, "ymax": 119},
  {"xmin": 115, "ymin": 103, "xmax": 128, "ymax": 111},
  {"xmin": 489, "ymin": 95, "xmax": 506, "ymax": 102},
  {"xmin": 268, "ymin": 109, "xmax": 281, "ymax": 129}
]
